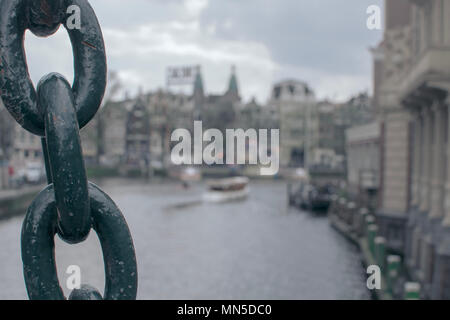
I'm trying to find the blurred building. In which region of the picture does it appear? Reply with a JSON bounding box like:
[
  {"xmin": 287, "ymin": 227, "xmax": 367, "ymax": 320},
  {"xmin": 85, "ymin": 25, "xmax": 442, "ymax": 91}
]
[
  {"xmin": 147, "ymin": 90, "xmax": 194, "ymax": 167},
  {"xmin": 235, "ymin": 98, "xmax": 279, "ymax": 133},
  {"xmin": 372, "ymin": 0, "xmax": 413, "ymax": 254},
  {"xmin": 335, "ymin": 92, "xmax": 375, "ymax": 161},
  {"xmin": 0, "ymin": 99, "xmax": 43, "ymax": 187},
  {"xmin": 201, "ymin": 67, "xmax": 241, "ymax": 137},
  {"xmin": 79, "ymin": 120, "xmax": 98, "ymax": 166},
  {"xmin": 314, "ymin": 101, "xmax": 345, "ymax": 170},
  {"xmin": 80, "ymin": 98, "xmax": 131, "ymax": 166},
  {"xmin": 0, "ymin": 99, "xmax": 15, "ymax": 189},
  {"xmin": 268, "ymin": 82, "xmax": 373, "ymax": 171},
  {"xmin": 81, "ymin": 66, "xmax": 254, "ymax": 172},
  {"xmin": 373, "ymin": 0, "xmax": 450, "ymax": 299},
  {"xmin": 99, "ymin": 100, "xmax": 130, "ymax": 166},
  {"xmin": 345, "ymin": 122, "xmax": 380, "ymax": 209},
  {"xmin": 10, "ymin": 125, "xmax": 42, "ymax": 172},
  {"xmin": 269, "ymin": 80, "xmax": 317, "ymax": 168},
  {"xmin": 336, "ymin": 92, "xmax": 377, "ymax": 198},
  {"xmin": 337, "ymin": 92, "xmax": 375, "ymax": 128},
  {"xmin": 125, "ymin": 97, "xmax": 151, "ymax": 168}
]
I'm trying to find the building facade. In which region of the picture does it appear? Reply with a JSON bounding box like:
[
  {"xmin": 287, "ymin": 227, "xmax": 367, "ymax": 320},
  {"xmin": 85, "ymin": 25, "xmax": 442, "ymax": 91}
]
[
  {"xmin": 314, "ymin": 101, "xmax": 345, "ymax": 170},
  {"xmin": 345, "ymin": 122, "xmax": 380, "ymax": 209},
  {"xmin": 372, "ymin": 0, "xmax": 413, "ymax": 255},
  {"xmin": 0, "ymin": 100, "xmax": 42, "ymax": 187},
  {"xmin": 269, "ymin": 80, "xmax": 317, "ymax": 168},
  {"xmin": 374, "ymin": 0, "xmax": 450, "ymax": 298},
  {"xmin": 80, "ymin": 66, "xmax": 256, "ymax": 172}
]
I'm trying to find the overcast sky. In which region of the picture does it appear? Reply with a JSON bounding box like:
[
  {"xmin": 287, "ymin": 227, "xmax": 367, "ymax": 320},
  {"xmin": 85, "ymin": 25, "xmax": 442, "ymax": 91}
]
[{"xmin": 24, "ymin": 0, "xmax": 383, "ymax": 104}]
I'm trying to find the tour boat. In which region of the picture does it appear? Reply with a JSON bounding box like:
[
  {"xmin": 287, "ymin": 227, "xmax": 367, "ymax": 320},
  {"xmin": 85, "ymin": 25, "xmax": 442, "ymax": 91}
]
[{"xmin": 203, "ymin": 176, "xmax": 249, "ymax": 203}]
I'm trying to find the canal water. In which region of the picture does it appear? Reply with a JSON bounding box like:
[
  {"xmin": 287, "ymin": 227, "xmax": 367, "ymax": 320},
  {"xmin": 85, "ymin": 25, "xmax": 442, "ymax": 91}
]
[{"xmin": 0, "ymin": 179, "xmax": 371, "ymax": 300}]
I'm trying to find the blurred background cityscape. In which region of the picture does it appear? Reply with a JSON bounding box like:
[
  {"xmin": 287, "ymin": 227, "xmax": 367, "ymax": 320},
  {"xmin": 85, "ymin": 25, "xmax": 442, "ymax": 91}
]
[{"xmin": 1, "ymin": 0, "xmax": 450, "ymax": 300}]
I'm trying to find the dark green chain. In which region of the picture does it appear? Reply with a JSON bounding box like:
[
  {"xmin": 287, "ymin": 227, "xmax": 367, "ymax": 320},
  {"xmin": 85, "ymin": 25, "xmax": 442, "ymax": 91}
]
[{"xmin": 0, "ymin": 0, "xmax": 138, "ymax": 300}]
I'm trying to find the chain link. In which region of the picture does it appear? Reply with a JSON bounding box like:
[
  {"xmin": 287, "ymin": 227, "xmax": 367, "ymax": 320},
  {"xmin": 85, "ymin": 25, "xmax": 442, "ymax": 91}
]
[
  {"xmin": 0, "ymin": 0, "xmax": 138, "ymax": 300},
  {"xmin": 0, "ymin": 0, "xmax": 107, "ymax": 136}
]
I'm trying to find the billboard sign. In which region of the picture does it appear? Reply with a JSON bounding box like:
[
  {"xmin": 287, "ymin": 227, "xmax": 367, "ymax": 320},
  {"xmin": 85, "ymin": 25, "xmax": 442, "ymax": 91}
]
[{"xmin": 166, "ymin": 65, "xmax": 199, "ymax": 86}]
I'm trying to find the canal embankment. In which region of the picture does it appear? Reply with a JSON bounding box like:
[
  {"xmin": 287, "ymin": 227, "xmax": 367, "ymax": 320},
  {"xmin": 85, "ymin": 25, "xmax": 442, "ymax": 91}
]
[
  {"xmin": 328, "ymin": 197, "xmax": 420, "ymax": 300},
  {"xmin": 0, "ymin": 185, "xmax": 43, "ymax": 220}
]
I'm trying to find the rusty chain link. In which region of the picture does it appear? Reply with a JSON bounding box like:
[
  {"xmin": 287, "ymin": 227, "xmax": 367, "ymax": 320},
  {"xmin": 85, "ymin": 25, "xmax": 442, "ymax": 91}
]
[{"xmin": 0, "ymin": 0, "xmax": 138, "ymax": 300}]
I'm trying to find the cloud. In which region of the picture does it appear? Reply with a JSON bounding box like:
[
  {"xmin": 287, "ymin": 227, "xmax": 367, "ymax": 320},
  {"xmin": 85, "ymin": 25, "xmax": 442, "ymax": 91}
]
[
  {"xmin": 22, "ymin": 0, "xmax": 383, "ymax": 105},
  {"xmin": 183, "ymin": 0, "xmax": 209, "ymax": 17},
  {"xmin": 101, "ymin": 19, "xmax": 277, "ymax": 102}
]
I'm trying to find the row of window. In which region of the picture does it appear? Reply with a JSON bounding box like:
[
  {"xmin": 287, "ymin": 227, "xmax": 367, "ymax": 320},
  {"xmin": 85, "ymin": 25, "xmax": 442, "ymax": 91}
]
[{"xmin": 15, "ymin": 149, "xmax": 41, "ymax": 159}]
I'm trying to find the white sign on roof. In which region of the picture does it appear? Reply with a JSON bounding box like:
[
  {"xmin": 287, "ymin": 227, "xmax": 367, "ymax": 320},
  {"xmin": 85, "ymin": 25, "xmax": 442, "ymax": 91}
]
[{"xmin": 166, "ymin": 65, "xmax": 199, "ymax": 86}]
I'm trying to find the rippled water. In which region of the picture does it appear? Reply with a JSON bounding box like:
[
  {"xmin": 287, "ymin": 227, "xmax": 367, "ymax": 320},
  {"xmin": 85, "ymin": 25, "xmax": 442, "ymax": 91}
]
[{"xmin": 0, "ymin": 179, "xmax": 370, "ymax": 300}]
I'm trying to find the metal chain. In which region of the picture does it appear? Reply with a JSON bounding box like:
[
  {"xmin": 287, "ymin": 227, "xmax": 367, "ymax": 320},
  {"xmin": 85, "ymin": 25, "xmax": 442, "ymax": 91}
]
[{"xmin": 0, "ymin": 0, "xmax": 138, "ymax": 300}]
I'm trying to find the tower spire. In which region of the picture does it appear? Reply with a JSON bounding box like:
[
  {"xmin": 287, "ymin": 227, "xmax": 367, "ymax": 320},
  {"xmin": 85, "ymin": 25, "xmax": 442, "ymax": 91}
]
[
  {"xmin": 193, "ymin": 65, "xmax": 204, "ymax": 99},
  {"xmin": 193, "ymin": 65, "xmax": 204, "ymax": 121},
  {"xmin": 227, "ymin": 65, "xmax": 239, "ymax": 101}
]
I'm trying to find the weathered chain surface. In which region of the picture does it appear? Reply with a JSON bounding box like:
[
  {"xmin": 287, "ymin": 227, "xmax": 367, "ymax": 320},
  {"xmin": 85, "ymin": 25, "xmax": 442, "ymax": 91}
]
[{"xmin": 0, "ymin": 0, "xmax": 138, "ymax": 300}]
